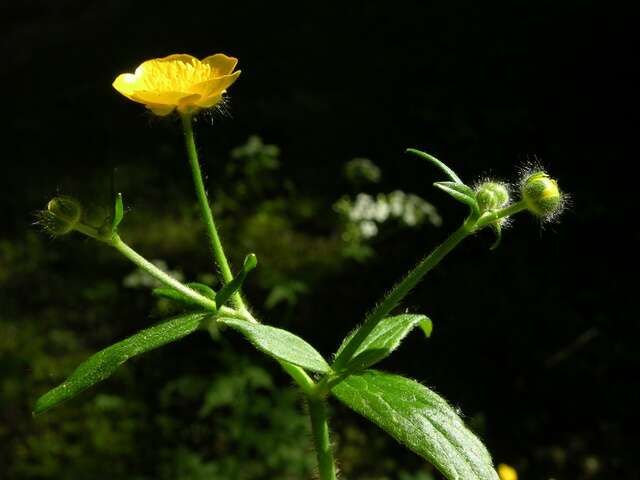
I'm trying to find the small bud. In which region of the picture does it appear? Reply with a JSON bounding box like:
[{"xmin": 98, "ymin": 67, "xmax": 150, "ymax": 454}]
[
  {"xmin": 48, "ymin": 196, "xmax": 82, "ymax": 225},
  {"xmin": 497, "ymin": 463, "xmax": 518, "ymax": 480},
  {"xmin": 37, "ymin": 196, "xmax": 83, "ymax": 236},
  {"xmin": 520, "ymin": 171, "xmax": 563, "ymax": 220},
  {"xmin": 476, "ymin": 181, "xmax": 510, "ymax": 212}
]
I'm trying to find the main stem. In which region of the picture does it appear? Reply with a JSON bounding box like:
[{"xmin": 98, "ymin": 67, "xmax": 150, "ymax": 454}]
[
  {"xmin": 311, "ymin": 220, "xmax": 475, "ymax": 477},
  {"xmin": 308, "ymin": 398, "xmax": 338, "ymax": 480},
  {"xmin": 180, "ymin": 114, "xmax": 246, "ymax": 311}
]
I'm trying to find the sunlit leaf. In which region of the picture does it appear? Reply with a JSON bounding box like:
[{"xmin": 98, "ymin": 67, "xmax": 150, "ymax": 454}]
[
  {"xmin": 433, "ymin": 182, "xmax": 480, "ymax": 216},
  {"xmin": 334, "ymin": 314, "xmax": 431, "ymax": 372},
  {"xmin": 332, "ymin": 370, "xmax": 499, "ymax": 480},
  {"xmin": 34, "ymin": 312, "xmax": 210, "ymax": 415},
  {"xmin": 419, "ymin": 317, "xmax": 433, "ymax": 337},
  {"xmin": 406, "ymin": 148, "xmax": 464, "ymax": 184},
  {"xmin": 219, "ymin": 318, "xmax": 330, "ymax": 373}
]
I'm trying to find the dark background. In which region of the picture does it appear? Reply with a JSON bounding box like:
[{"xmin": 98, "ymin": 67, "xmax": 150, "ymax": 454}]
[{"xmin": 1, "ymin": 1, "xmax": 635, "ymax": 479}]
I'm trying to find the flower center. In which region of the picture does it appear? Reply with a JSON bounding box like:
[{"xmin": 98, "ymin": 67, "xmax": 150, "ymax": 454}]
[{"xmin": 136, "ymin": 59, "xmax": 212, "ymax": 93}]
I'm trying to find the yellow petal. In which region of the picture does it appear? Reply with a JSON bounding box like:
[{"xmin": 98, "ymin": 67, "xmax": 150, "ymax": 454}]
[
  {"xmin": 177, "ymin": 94, "xmax": 205, "ymax": 113},
  {"xmin": 157, "ymin": 53, "xmax": 199, "ymax": 64},
  {"xmin": 146, "ymin": 104, "xmax": 176, "ymax": 116},
  {"xmin": 132, "ymin": 90, "xmax": 201, "ymax": 106},
  {"xmin": 113, "ymin": 73, "xmax": 141, "ymax": 97},
  {"xmin": 202, "ymin": 54, "xmax": 238, "ymax": 76},
  {"xmin": 195, "ymin": 94, "xmax": 223, "ymax": 109},
  {"xmin": 190, "ymin": 70, "xmax": 241, "ymax": 97}
]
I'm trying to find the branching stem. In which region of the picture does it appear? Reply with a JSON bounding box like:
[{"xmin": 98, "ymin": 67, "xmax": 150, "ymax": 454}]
[
  {"xmin": 475, "ymin": 200, "xmax": 527, "ymax": 229},
  {"xmin": 111, "ymin": 234, "xmax": 218, "ymax": 311},
  {"xmin": 332, "ymin": 219, "xmax": 474, "ymax": 370}
]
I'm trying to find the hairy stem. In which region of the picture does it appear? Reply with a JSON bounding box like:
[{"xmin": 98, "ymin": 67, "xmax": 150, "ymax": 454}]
[
  {"xmin": 475, "ymin": 200, "xmax": 527, "ymax": 229},
  {"xmin": 180, "ymin": 113, "xmax": 246, "ymax": 311},
  {"xmin": 111, "ymin": 234, "xmax": 220, "ymax": 312},
  {"xmin": 332, "ymin": 220, "xmax": 473, "ymax": 370},
  {"xmin": 308, "ymin": 398, "xmax": 338, "ymax": 480}
]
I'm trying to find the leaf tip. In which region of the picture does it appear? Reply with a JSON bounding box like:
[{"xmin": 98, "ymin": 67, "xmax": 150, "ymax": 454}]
[
  {"xmin": 112, "ymin": 192, "xmax": 124, "ymax": 233},
  {"xmin": 243, "ymin": 253, "xmax": 258, "ymax": 271},
  {"xmin": 419, "ymin": 318, "xmax": 433, "ymax": 338},
  {"xmin": 32, "ymin": 396, "xmax": 51, "ymax": 417}
]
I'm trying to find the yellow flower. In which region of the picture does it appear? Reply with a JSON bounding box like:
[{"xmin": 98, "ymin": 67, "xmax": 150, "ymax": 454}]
[
  {"xmin": 112, "ymin": 53, "xmax": 241, "ymax": 116},
  {"xmin": 498, "ymin": 463, "xmax": 518, "ymax": 480}
]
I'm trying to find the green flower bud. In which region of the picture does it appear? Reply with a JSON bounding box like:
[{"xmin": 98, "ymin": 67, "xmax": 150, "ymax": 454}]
[
  {"xmin": 48, "ymin": 196, "xmax": 82, "ymax": 225},
  {"xmin": 476, "ymin": 182, "xmax": 510, "ymax": 213},
  {"xmin": 521, "ymin": 171, "xmax": 563, "ymax": 219},
  {"xmin": 37, "ymin": 196, "xmax": 83, "ymax": 236}
]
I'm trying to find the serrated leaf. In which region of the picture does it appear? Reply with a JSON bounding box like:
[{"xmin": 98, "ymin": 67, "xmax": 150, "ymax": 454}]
[
  {"xmin": 34, "ymin": 312, "xmax": 210, "ymax": 415},
  {"xmin": 153, "ymin": 282, "xmax": 216, "ymax": 308},
  {"xmin": 332, "ymin": 370, "xmax": 499, "ymax": 480},
  {"xmin": 334, "ymin": 314, "xmax": 430, "ymax": 372},
  {"xmin": 433, "ymin": 182, "xmax": 480, "ymax": 216},
  {"xmin": 216, "ymin": 253, "xmax": 257, "ymax": 307},
  {"xmin": 219, "ymin": 318, "xmax": 330, "ymax": 373},
  {"xmin": 406, "ymin": 148, "xmax": 464, "ymax": 184},
  {"xmin": 112, "ymin": 192, "xmax": 124, "ymax": 234}
]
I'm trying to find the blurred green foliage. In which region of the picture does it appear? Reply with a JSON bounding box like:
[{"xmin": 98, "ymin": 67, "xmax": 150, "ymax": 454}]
[{"xmin": 0, "ymin": 136, "xmax": 441, "ymax": 479}]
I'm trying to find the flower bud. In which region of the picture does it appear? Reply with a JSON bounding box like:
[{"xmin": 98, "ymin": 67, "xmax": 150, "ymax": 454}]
[
  {"xmin": 497, "ymin": 463, "xmax": 518, "ymax": 480},
  {"xmin": 38, "ymin": 196, "xmax": 83, "ymax": 236},
  {"xmin": 520, "ymin": 171, "xmax": 562, "ymax": 219},
  {"xmin": 48, "ymin": 196, "xmax": 82, "ymax": 225},
  {"xmin": 476, "ymin": 182, "xmax": 510, "ymax": 212}
]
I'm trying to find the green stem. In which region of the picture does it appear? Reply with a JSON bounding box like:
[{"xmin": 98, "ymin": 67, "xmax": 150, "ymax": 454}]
[
  {"xmin": 475, "ymin": 200, "xmax": 527, "ymax": 229},
  {"xmin": 332, "ymin": 220, "xmax": 473, "ymax": 370},
  {"xmin": 180, "ymin": 113, "xmax": 246, "ymax": 311},
  {"xmin": 111, "ymin": 234, "xmax": 218, "ymax": 312},
  {"xmin": 308, "ymin": 398, "xmax": 338, "ymax": 480},
  {"xmin": 72, "ymin": 222, "xmax": 104, "ymax": 241}
]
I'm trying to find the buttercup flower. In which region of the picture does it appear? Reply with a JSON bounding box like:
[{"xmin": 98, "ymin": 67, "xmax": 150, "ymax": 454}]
[{"xmin": 113, "ymin": 53, "xmax": 241, "ymax": 116}]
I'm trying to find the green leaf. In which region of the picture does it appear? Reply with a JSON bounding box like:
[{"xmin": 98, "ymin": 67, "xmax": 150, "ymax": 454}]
[
  {"xmin": 111, "ymin": 192, "xmax": 124, "ymax": 234},
  {"xmin": 332, "ymin": 370, "xmax": 499, "ymax": 480},
  {"xmin": 419, "ymin": 317, "xmax": 433, "ymax": 337},
  {"xmin": 34, "ymin": 312, "xmax": 210, "ymax": 415},
  {"xmin": 433, "ymin": 182, "xmax": 480, "ymax": 216},
  {"xmin": 406, "ymin": 148, "xmax": 464, "ymax": 184},
  {"xmin": 153, "ymin": 282, "xmax": 216, "ymax": 308},
  {"xmin": 219, "ymin": 318, "xmax": 330, "ymax": 373},
  {"xmin": 216, "ymin": 253, "xmax": 257, "ymax": 307},
  {"xmin": 334, "ymin": 314, "xmax": 431, "ymax": 372}
]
